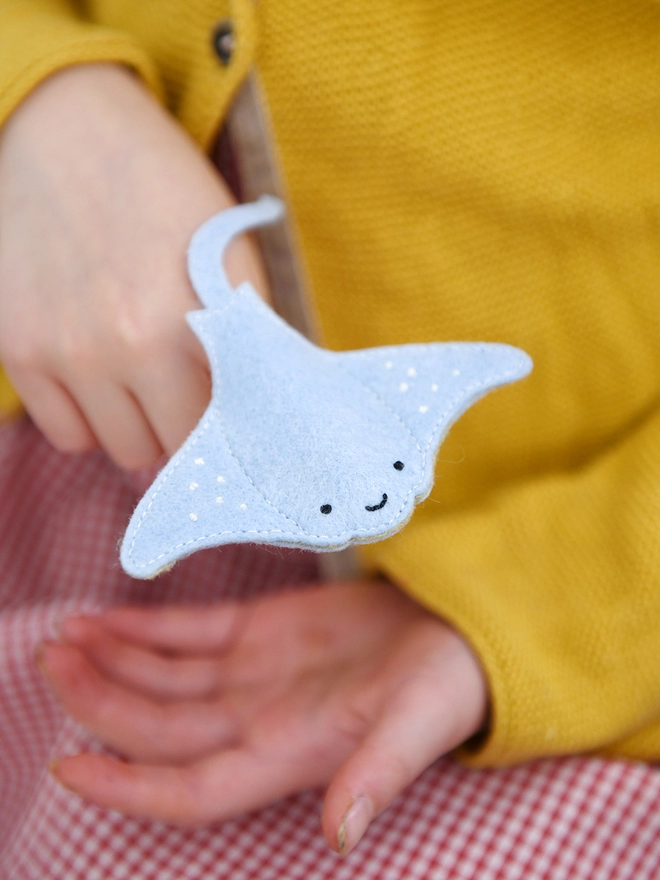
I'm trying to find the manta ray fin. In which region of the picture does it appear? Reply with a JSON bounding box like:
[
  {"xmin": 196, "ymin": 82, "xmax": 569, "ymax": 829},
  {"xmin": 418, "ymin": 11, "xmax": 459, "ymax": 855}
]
[
  {"xmin": 333, "ymin": 342, "xmax": 532, "ymax": 452},
  {"xmin": 120, "ymin": 406, "xmax": 306, "ymax": 578}
]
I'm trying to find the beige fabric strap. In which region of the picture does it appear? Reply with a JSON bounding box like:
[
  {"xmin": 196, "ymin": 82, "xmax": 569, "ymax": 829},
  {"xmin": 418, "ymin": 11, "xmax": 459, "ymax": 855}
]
[{"xmin": 222, "ymin": 71, "xmax": 318, "ymax": 341}]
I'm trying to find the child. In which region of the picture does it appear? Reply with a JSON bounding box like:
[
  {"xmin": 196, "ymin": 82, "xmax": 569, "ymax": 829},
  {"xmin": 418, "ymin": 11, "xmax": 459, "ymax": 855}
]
[{"xmin": 1, "ymin": 0, "xmax": 660, "ymax": 859}]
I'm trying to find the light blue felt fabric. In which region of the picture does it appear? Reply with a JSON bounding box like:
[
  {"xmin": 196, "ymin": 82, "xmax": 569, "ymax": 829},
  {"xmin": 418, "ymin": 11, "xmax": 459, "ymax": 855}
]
[{"xmin": 120, "ymin": 197, "xmax": 532, "ymax": 578}]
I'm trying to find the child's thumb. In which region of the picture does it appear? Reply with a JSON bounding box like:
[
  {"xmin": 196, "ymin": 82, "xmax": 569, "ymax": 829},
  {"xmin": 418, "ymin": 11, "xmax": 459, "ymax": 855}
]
[{"xmin": 321, "ymin": 650, "xmax": 487, "ymax": 855}]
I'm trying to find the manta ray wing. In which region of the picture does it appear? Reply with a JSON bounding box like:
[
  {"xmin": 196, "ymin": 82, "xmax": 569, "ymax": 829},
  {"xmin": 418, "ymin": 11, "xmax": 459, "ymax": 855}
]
[
  {"xmin": 333, "ymin": 342, "xmax": 532, "ymax": 457},
  {"xmin": 120, "ymin": 406, "xmax": 307, "ymax": 578}
]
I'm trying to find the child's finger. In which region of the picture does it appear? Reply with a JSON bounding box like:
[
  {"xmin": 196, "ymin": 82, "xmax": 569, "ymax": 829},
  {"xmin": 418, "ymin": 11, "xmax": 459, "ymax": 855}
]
[
  {"xmin": 94, "ymin": 603, "xmax": 246, "ymax": 654},
  {"xmin": 322, "ymin": 698, "xmax": 464, "ymax": 856},
  {"xmin": 322, "ymin": 634, "xmax": 487, "ymax": 855},
  {"xmin": 37, "ymin": 641, "xmax": 239, "ymax": 763},
  {"xmin": 59, "ymin": 617, "xmax": 224, "ymax": 700},
  {"xmin": 69, "ymin": 376, "xmax": 163, "ymax": 471},
  {"xmin": 9, "ymin": 370, "xmax": 97, "ymax": 453},
  {"xmin": 133, "ymin": 352, "xmax": 211, "ymax": 456},
  {"xmin": 50, "ymin": 744, "xmax": 319, "ymax": 827}
]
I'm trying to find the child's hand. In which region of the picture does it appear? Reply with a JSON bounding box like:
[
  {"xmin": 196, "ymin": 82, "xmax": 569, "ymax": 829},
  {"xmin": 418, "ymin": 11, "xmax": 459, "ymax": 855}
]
[
  {"xmin": 0, "ymin": 64, "xmax": 268, "ymax": 470},
  {"xmin": 37, "ymin": 580, "xmax": 487, "ymax": 855}
]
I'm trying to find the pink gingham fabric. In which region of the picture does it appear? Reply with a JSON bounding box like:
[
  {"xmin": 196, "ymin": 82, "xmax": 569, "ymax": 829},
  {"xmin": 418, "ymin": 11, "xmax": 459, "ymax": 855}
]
[{"xmin": 1, "ymin": 416, "xmax": 660, "ymax": 880}]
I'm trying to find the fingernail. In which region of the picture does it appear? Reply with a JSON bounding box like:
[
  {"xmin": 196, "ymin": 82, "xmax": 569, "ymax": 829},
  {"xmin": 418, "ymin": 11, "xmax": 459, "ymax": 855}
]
[
  {"xmin": 34, "ymin": 643, "xmax": 47, "ymax": 676},
  {"xmin": 52, "ymin": 616, "xmax": 80, "ymax": 640},
  {"xmin": 338, "ymin": 796, "xmax": 373, "ymax": 856},
  {"xmin": 34, "ymin": 640, "xmax": 58, "ymax": 677},
  {"xmin": 48, "ymin": 758, "xmax": 66, "ymax": 785},
  {"xmin": 48, "ymin": 759, "xmax": 78, "ymax": 795}
]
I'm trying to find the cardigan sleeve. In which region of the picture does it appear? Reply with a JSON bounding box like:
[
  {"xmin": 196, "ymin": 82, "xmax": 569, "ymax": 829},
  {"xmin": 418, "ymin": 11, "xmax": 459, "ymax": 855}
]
[
  {"xmin": 0, "ymin": 0, "xmax": 162, "ymax": 131},
  {"xmin": 362, "ymin": 398, "xmax": 660, "ymax": 766}
]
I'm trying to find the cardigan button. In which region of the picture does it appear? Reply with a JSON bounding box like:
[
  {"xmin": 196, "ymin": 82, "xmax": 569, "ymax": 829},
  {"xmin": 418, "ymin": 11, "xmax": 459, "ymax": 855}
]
[{"xmin": 212, "ymin": 21, "xmax": 235, "ymax": 66}]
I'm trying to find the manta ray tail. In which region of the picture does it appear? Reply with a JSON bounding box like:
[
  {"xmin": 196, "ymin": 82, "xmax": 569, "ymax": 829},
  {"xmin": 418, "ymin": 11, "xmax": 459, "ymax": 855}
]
[{"xmin": 187, "ymin": 195, "xmax": 284, "ymax": 309}]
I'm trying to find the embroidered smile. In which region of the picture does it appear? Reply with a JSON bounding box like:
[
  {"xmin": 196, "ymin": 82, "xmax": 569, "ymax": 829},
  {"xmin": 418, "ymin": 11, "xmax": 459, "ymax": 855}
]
[{"xmin": 365, "ymin": 493, "xmax": 388, "ymax": 512}]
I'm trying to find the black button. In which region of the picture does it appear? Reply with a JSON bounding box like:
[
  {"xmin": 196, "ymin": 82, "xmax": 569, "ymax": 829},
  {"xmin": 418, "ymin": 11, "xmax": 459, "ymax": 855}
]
[{"xmin": 212, "ymin": 21, "xmax": 234, "ymax": 66}]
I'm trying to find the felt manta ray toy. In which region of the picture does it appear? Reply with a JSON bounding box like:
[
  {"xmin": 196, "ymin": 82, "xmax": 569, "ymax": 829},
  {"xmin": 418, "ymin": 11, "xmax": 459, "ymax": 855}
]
[{"xmin": 121, "ymin": 196, "xmax": 532, "ymax": 578}]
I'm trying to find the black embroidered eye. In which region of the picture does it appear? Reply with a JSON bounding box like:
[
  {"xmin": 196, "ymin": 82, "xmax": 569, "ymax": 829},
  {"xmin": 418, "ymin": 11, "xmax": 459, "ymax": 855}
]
[
  {"xmin": 393, "ymin": 461, "xmax": 404, "ymax": 470},
  {"xmin": 320, "ymin": 504, "xmax": 332, "ymax": 514}
]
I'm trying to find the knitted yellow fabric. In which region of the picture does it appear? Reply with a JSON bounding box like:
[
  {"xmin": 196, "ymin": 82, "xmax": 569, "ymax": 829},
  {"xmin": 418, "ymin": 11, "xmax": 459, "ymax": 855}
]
[{"xmin": 1, "ymin": 0, "xmax": 660, "ymax": 765}]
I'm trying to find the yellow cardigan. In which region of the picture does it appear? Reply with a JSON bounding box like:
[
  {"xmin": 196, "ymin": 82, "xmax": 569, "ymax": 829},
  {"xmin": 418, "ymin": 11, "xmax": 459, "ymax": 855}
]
[{"xmin": 2, "ymin": 0, "xmax": 660, "ymax": 767}]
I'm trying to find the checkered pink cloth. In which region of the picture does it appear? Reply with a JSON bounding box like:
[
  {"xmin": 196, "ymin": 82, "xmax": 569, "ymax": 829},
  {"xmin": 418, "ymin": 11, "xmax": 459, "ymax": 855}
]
[{"xmin": 1, "ymin": 416, "xmax": 659, "ymax": 879}]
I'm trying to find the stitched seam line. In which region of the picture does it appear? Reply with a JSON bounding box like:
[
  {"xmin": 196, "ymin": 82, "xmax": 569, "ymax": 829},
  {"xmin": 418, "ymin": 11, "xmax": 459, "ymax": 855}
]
[
  {"xmin": 126, "ymin": 301, "xmax": 245, "ymax": 562},
  {"xmin": 205, "ymin": 323, "xmax": 416, "ymax": 537},
  {"xmin": 337, "ymin": 344, "xmax": 527, "ymax": 463},
  {"xmin": 214, "ymin": 402, "xmax": 306, "ymax": 531},
  {"xmin": 127, "ymin": 416, "xmax": 211, "ymax": 560},
  {"xmin": 128, "ymin": 516, "xmax": 410, "ymax": 569}
]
